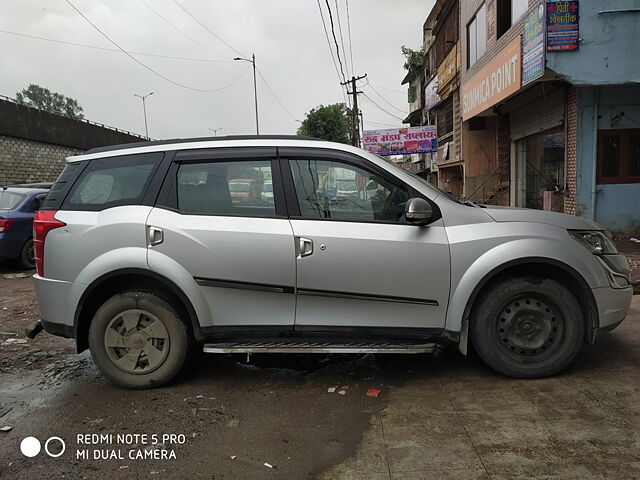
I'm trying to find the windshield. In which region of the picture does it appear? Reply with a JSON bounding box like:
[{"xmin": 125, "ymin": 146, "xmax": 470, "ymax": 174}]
[
  {"xmin": 377, "ymin": 156, "xmax": 467, "ymax": 204},
  {"xmin": 229, "ymin": 182, "xmax": 251, "ymax": 193},
  {"xmin": 0, "ymin": 191, "xmax": 25, "ymax": 210}
]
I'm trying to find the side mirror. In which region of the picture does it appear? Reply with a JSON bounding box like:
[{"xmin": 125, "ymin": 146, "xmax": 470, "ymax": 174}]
[{"xmin": 405, "ymin": 198, "xmax": 433, "ymax": 226}]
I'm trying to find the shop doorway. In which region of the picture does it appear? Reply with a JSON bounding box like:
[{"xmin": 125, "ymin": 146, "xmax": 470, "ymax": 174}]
[{"xmin": 514, "ymin": 128, "xmax": 565, "ymax": 212}]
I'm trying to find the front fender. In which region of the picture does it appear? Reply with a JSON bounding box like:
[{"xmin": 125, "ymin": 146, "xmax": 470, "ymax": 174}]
[{"xmin": 444, "ymin": 230, "xmax": 608, "ymax": 337}]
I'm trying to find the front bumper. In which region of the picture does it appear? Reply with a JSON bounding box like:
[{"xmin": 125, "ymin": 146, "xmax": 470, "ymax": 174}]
[{"xmin": 592, "ymin": 284, "xmax": 633, "ymax": 330}]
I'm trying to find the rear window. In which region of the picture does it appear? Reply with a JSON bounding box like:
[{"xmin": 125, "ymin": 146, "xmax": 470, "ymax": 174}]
[
  {"xmin": 0, "ymin": 191, "xmax": 25, "ymax": 210},
  {"xmin": 62, "ymin": 153, "xmax": 163, "ymax": 211}
]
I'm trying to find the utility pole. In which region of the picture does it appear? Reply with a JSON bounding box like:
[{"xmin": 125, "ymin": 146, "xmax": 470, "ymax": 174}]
[
  {"xmin": 341, "ymin": 74, "xmax": 366, "ymax": 147},
  {"xmin": 208, "ymin": 128, "xmax": 222, "ymax": 136},
  {"xmin": 234, "ymin": 54, "xmax": 259, "ymax": 135},
  {"xmin": 133, "ymin": 92, "xmax": 153, "ymax": 138}
]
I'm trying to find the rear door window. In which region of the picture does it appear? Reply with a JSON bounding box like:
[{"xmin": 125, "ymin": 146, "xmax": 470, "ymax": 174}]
[
  {"xmin": 62, "ymin": 153, "xmax": 163, "ymax": 211},
  {"xmin": 176, "ymin": 160, "xmax": 276, "ymax": 216}
]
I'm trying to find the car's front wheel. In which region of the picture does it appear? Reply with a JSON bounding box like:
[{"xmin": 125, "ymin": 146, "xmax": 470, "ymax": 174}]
[
  {"xmin": 88, "ymin": 291, "xmax": 192, "ymax": 389},
  {"xmin": 470, "ymin": 276, "xmax": 584, "ymax": 378}
]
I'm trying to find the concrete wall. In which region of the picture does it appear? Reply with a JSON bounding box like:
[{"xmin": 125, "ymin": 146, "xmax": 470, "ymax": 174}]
[
  {"xmin": 0, "ymin": 134, "xmax": 82, "ymax": 184},
  {"xmin": 575, "ymin": 85, "xmax": 640, "ymax": 232},
  {"xmin": 546, "ymin": 0, "xmax": 640, "ymax": 85}
]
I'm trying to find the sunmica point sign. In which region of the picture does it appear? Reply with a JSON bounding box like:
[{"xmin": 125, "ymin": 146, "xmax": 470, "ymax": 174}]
[{"xmin": 461, "ymin": 36, "xmax": 522, "ymax": 121}]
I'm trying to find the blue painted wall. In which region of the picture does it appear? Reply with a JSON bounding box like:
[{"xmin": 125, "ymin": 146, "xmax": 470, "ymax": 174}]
[
  {"xmin": 546, "ymin": 1, "xmax": 640, "ymax": 85},
  {"xmin": 575, "ymin": 85, "xmax": 640, "ymax": 231}
]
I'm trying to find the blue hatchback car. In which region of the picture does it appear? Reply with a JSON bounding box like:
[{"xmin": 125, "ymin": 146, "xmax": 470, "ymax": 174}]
[{"xmin": 0, "ymin": 184, "xmax": 51, "ymax": 269}]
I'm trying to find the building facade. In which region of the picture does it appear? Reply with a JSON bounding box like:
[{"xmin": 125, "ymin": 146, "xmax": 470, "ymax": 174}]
[
  {"xmin": 432, "ymin": 0, "xmax": 464, "ymax": 197},
  {"xmin": 458, "ymin": 0, "xmax": 639, "ymax": 232}
]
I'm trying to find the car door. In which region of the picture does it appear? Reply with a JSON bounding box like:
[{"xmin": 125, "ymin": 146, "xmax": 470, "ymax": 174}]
[
  {"xmin": 281, "ymin": 148, "xmax": 450, "ymax": 332},
  {"xmin": 147, "ymin": 147, "xmax": 296, "ymax": 329}
]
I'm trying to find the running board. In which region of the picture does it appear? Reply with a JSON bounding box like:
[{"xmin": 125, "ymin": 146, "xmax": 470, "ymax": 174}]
[{"xmin": 203, "ymin": 341, "xmax": 437, "ymax": 354}]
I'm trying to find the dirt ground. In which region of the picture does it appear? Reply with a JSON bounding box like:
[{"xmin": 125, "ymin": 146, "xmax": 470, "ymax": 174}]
[{"xmin": 0, "ymin": 255, "xmax": 638, "ymax": 479}]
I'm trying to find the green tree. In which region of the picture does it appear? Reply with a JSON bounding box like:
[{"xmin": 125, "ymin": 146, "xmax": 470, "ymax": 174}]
[
  {"xmin": 297, "ymin": 103, "xmax": 351, "ymax": 144},
  {"xmin": 401, "ymin": 45, "xmax": 425, "ymax": 72},
  {"xmin": 15, "ymin": 84, "xmax": 84, "ymax": 119}
]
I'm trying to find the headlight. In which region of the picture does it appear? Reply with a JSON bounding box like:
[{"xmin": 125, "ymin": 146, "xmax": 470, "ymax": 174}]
[{"xmin": 569, "ymin": 230, "xmax": 618, "ymax": 255}]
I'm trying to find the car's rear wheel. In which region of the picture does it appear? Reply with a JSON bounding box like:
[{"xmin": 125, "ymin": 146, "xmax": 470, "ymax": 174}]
[
  {"xmin": 88, "ymin": 291, "xmax": 192, "ymax": 389},
  {"xmin": 470, "ymin": 276, "xmax": 584, "ymax": 378},
  {"xmin": 17, "ymin": 239, "xmax": 35, "ymax": 269}
]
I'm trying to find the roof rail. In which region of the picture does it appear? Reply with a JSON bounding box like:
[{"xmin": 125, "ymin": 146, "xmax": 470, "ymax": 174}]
[{"xmin": 83, "ymin": 135, "xmax": 324, "ymax": 155}]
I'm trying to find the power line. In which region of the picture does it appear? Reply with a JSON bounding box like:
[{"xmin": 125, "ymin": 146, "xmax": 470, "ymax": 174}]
[
  {"xmin": 171, "ymin": 0, "xmax": 246, "ymax": 58},
  {"xmin": 362, "ymin": 79, "xmax": 406, "ymax": 114},
  {"xmin": 65, "ymin": 0, "xmax": 248, "ymax": 93},
  {"xmin": 0, "ymin": 30, "xmax": 234, "ymax": 63},
  {"xmin": 316, "ymin": 0, "xmax": 348, "ymax": 105},
  {"xmin": 324, "ymin": 0, "xmax": 348, "ymax": 84},
  {"xmin": 361, "ymin": 92, "xmax": 405, "ymax": 121},
  {"xmin": 345, "ymin": 0, "xmax": 355, "ymax": 73},
  {"xmin": 334, "ymin": 0, "xmax": 350, "ymax": 78},
  {"xmin": 256, "ymin": 67, "xmax": 297, "ymax": 121},
  {"xmin": 369, "ymin": 83, "xmax": 405, "ymax": 94},
  {"xmin": 365, "ymin": 120, "xmax": 402, "ymax": 128},
  {"xmin": 138, "ymin": 0, "xmax": 231, "ymax": 59}
]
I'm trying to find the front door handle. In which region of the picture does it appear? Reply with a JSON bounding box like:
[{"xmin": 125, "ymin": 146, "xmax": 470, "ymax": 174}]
[
  {"xmin": 148, "ymin": 226, "xmax": 164, "ymax": 247},
  {"xmin": 297, "ymin": 237, "xmax": 313, "ymax": 258}
]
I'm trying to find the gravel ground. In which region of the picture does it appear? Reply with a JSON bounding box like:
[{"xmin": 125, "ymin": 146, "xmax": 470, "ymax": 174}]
[{"xmin": 0, "ymin": 257, "xmax": 638, "ymax": 479}]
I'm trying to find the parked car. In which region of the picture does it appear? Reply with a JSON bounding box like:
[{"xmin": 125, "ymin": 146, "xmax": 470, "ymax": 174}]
[
  {"xmin": 228, "ymin": 178, "xmax": 257, "ymax": 205},
  {"xmin": 27, "ymin": 136, "xmax": 633, "ymax": 389},
  {"xmin": 0, "ymin": 184, "xmax": 50, "ymax": 269}
]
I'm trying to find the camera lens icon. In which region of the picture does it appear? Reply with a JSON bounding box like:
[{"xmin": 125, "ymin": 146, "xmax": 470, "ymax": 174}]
[{"xmin": 20, "ymin": 436, "xmax": 65, "ymax": 458}]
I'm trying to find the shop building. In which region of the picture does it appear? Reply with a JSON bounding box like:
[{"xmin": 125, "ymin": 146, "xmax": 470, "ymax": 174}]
[
  {"xmin": 432, "ymin": 0, "xmax": 464, "ymax": 197},
  {"xmin": 459, "ymin": 0, "xmax": 639, "ymax": 231}
]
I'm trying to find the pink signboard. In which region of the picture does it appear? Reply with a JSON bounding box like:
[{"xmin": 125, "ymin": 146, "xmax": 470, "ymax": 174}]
[{"xmin": 362, "ymin": 126, "xmax": 437, "ymax": 156}]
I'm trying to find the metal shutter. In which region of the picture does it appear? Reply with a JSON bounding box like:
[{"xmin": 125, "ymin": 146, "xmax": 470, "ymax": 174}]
[{"xmin": 510, "ymin": 87, "xmax": 565, "ymax": 140}]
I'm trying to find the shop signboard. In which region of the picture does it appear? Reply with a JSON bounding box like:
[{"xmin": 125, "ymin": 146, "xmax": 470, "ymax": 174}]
[
  {"xmin": 363, "ymin": 126, "xmax": 437, "ymax": 156},
  {"xmin": 424, "ymin": 76, "xmax": 440, "ymax": 111},
  {"xmin": 461, "ymin": 35, "xmax": 521, "ymax": 121},
  {"xmin": 437, "ymin": 44, "xmax": 459, "ymax": 96},
  {"xmin": 546, "ymin": 1, "xmax": 579, "ymax": 51},
  {"xmin": 523, "ymin": 5, "xmax": 546, "ymax": 85}
]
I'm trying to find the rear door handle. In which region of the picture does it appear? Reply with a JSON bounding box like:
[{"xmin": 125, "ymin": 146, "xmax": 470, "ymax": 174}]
[
  {"xmin": 147, "ymin": 226, "xmax": 164, "ymax": 246},
  {"xmin": 296, "ymin": 237, "xmax": 313, "ymax": 258}
]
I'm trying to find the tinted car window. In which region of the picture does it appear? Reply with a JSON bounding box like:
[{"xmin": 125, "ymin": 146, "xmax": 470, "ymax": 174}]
[
  {"xmin": 289, "ymin": 159, "xmax": 410, "ymax": 222},
  {"xmin": 0, "ymin": 191, "xmax": 25, "ymax": 210},
  {"xmin": 63, "ymin": 153, "xmax": 163, "ymax": 211},
  {"xmin": 177, "ymin": 160, "xmax": 275, "ymax": 216}
]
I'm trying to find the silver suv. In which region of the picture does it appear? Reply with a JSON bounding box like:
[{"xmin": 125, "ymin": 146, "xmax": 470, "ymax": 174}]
[{"xmin": 27, "ymin": 136, "xmax": 633, "ymax": 388}]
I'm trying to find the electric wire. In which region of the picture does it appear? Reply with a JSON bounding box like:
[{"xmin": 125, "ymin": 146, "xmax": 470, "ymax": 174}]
[
  {"xmin": 316, "ymin": 0, "xmax": 349, "ymax": 105},
  {"xmin": 65, "ymin": 0, "xmax": 248, "ymax": 93},
  {"xmin": 334, "ymin": 0, "xmax": 350, "ymax": 79},
  {"xmin": 0, "ymin": 30, "xmax": 234, "ymax": 63},
  {"xmin": 361, "ymin": 93, "xmax": 405, "ymax": 121},
  {"xmin": 345, "ymin": 0, "xmax": 355, "ymax": 74},
  {"xmin": 256, "ymin": 67, "xmax": 297, "ymax": 121},
  {"xmin": 138, "ymin": 0, "xmax": 231, "ymax": 59},
  {"xmin": 171, "ymin": 0, "xmax": 246, "ymax": 58},
  {"xmin": 324, "ymin": 0, "xmax": 347, "ymax": 84},
  {"xmin": 362, "ymin": 79, "xmax": 406, "ymax": 114}
]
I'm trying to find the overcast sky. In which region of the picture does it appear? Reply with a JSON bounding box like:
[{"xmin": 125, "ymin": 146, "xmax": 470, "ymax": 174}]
[{"xmin": 0, "ymin": 0, "xmax": 434, "ymax": 139}]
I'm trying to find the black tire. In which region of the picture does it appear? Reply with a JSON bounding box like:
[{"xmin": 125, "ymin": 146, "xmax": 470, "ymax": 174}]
[
  {"xmin": 17, "ymin": 239, "xmax": 35, "ymax": 270},
  {"xmin": 88, "ymin": 291, "xmax": 192, "ymax": 389},
  {"xmin": 470, "ymin": 276, "xmax": 584, "ymax": 378}
]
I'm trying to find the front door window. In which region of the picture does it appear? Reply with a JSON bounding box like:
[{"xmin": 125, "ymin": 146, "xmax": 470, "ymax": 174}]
[{"xmin": 289, "ymin": 159, "xmax": 410, "ymax": 223}]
